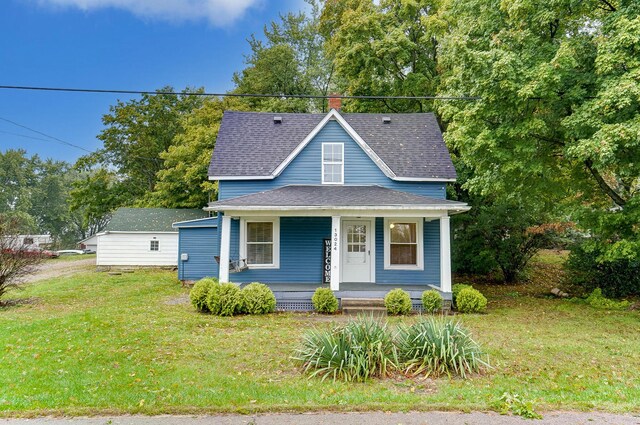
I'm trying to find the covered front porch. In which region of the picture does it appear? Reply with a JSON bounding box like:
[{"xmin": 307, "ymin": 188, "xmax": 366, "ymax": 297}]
[{"xmin": 206, "ymin": 185, "xmax": 469, "ymax": 310}]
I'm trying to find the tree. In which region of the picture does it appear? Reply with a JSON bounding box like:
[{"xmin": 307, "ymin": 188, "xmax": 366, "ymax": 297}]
[
  {"xmin": 233, "ymin": 0, "xmax": 333, "ymax": 112},
  {"xmin": 321, "ymin": 0, "xmax": 445, "ymax": 112},
  {"xmin": 0, "ymin": 213, "xmax": 43, "ymax": 303},
  {"xmin": 143, "ymin": 97, "xmax": 247, "ymax": 207}
]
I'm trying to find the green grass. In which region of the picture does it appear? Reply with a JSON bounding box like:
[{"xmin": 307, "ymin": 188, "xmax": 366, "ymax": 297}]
[
  {"xmin": 49, "ymin": 253, "xmax": 96, "ymax": 262},
  {"xmin": 1, "ymin": 261, "xmax": 639, "ymax": 417}
]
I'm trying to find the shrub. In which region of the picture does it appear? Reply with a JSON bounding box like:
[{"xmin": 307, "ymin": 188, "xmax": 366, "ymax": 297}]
[
  {"xmin": 293, "ymin": 315, "xmax": 396, "ymax": 382},
  {"xmin": 206, "ymin": 282, "xmax": 242, "ymax": 316},
  {"xmin": 452, "ymin": 283, "xmax": 473, "ymax": 306},
  {"xmin": 240, "ymin": 282, "xmax": 276, "ymax": 314},
  {"xmin": 585, "ymin": 288, "xmax": 630, "ymax": 311},
  {"xmin": 396, "ymin": 317, "xmax": 489, "ymax": 378},
  {"xmin": 456, "ymin": 287, "xmax": 487, "ymax": 313},
  {"xmin": 566, "ymin": 242, "xmax": 640, "ymax": 298},
  {"xmin": 312, "ymin": 287, "xmax": 339, "ymax": 314},
  {"xmin": 189, "ymin": 277, "xmax": 217, "ymax": 313},
  {"xmin": 421, "ymin": 290, "xmax": 443, "ymax": 314},
  {"xmin": 384, "ymin": 288, "xmax": 412, "ymax": 315}
]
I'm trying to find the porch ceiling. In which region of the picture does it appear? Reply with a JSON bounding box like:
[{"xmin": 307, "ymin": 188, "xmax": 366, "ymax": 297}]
[{"xmin": 206, "ymin": 185, "xmax": 468, "ymax": 213}]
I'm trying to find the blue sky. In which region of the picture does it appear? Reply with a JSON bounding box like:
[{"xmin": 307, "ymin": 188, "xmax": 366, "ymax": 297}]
[{"xmin": 0, "ymin": 0, "xmax": 305, "ymax": 162}]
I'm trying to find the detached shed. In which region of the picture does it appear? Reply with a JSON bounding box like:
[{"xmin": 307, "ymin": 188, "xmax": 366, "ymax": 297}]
[
  {"xmin": 173, "ymin": 217, "xmax": 219, "ymax": 281},
  {"xmin": 96, "ymin": 208, "xmax": 208, "ymax": 267}
]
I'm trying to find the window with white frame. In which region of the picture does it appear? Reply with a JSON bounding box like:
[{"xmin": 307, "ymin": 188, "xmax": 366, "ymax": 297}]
[
  {"xmin": 241, "ymin": 218, "xmax": 280, "ymax": 268},
  {"xmin": 384, "ymin": 218, "xmax": 423, "ymax": 270},
  {"xmin": 322, "ymin": 143, "xmax": 344, "ymax": 184},
  {"xmin": 150, "ymin": 240, "xmax": 159, "ymax": 251}
]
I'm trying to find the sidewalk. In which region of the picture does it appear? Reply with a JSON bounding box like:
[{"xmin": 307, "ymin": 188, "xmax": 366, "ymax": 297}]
[{"xmin": 2, "ymin": 412, "xmax": 639, "ymax": 425}]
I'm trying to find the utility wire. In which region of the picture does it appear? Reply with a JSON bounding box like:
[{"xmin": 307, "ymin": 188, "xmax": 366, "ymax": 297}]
[
  {"xmin": 0, "ymin": 85, "xmax": 480, "ymax": 100},
  {"xmin": 0, "ymin": 116, "xmax": 93, "ymax": 153}
]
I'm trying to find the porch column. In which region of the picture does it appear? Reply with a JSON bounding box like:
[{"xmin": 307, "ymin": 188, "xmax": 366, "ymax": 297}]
[
  {"xmin": 219, "ymin": 215, "xmax": 231, "ymax": 283},
  {"xmin": 439, "ymin": 214, "xmax": 452, "ymax": 293},
  {"xmin": 330, "ymin": 216, "xmax": 341, "ymax": 291}
]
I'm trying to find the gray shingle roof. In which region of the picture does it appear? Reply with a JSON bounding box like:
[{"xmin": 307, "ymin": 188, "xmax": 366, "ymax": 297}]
[
  {"xmin": 207, "ymin": 185, "xmax": 468, "ymax": 210},
  {"xmin": 105, "ymin": 208, "xmax": 208, "ymax": 232},
  {"xmin": 208, "ymin": 111, "xmax": 456, "ymax": 180}
]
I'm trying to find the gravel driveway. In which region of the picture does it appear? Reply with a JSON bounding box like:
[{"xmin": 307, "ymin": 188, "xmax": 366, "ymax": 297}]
[{"xmin": 24, "ymin": 257, "xmax": 96, "ymax": 283}]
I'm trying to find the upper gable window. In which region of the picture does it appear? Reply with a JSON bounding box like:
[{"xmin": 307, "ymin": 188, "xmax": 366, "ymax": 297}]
[{"xmin": 322, "ymin": 143, "xmax": 344, "ymax": 184}]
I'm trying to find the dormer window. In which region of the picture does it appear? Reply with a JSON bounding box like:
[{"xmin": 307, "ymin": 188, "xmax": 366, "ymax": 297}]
[{"xmin": 322, "ymin": 143, "xmax": 344, "ymax": 184}]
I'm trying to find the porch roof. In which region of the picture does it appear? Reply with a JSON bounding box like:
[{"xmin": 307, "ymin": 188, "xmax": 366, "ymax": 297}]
[{"xmin": 206, "ymin": 185, "xmax": 468, "ymax": 212}]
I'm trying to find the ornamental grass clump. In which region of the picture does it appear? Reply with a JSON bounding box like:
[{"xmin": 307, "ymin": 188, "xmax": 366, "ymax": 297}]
[
  {"xmin": 421, "ymin": 290, "xmax": 443, "ymax": 314},
  {"xmin": 384, "ymin": 288, "xmax": 412, "ymax": 315},
  {"xmin": 189, "ymin": 277, "xmax": 218, "ymax": 313},
  {"xmin": 396, "ymin": 317, "xmax": 489, "ymax": 378},
  {"xmin": 294, "ymin": 315, "xmax": 397, "ymax": 382},
  {"xmin": 240, "ymin": 282, "xmax": 276, "ymax": 314},
  {"xmin": 206, "ymin": 282, "xmax": 242, "ymax": 316},
  {"xmin": 312, "ymin": 287, "xmax": 339, "ymax": 314},
  {"xmin": 456, "ymin": 287, "xmax": 487, "ymax": 313}
]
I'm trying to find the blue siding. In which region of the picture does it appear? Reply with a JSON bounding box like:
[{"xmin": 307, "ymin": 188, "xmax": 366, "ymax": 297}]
[
  {"xmin": 228, "ymin": 217, "xmax": 331, "ymax": 284},
  {"xmin": 218, "ymin": 120, "xmax": 446, "ymax": 200},
  {"xmin": 177, "ymin": 227, "xmax": 219, "ymax": 280},
  {"xmin": 374, "ymin": 218, "xmax": 441, "ymax": 286},
  {"xmin": 173, "ymin": 217, "xmax": 217, "ymax": 228}
]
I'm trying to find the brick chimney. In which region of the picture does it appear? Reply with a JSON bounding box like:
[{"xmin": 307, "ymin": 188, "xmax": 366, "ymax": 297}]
[{"xmin": 328, "ymin": 94, "xmax": 342, "ymax": 111}]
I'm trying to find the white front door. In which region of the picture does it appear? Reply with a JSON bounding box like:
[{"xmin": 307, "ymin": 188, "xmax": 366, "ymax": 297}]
[{"xmin": 342, "ymin": 220, "xmax": 372, "ymax": 282}]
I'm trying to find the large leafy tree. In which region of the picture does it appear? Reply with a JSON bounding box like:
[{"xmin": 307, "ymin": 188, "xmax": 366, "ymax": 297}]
[
  {"xmin": 233, "ymin": 0, "xmax": 333, "ymax": 112},
  {"xmin": 438, "ymin": 0, "xmax": 639, "ymax": 263}
]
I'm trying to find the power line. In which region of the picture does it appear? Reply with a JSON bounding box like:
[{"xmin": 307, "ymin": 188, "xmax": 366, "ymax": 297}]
[
  {"xmin": 0, "ymin": 85, "xmax": 480, "ymax": 101},
  {"xmin": 0, "ymin": 130, "xmax": 54, "ymax": 143},
  {"xmin": 0, "ymin": 116, "xmax": 93, "ymax": 153}
]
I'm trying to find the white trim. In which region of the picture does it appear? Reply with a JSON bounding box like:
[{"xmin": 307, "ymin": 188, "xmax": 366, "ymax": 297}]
[
  {"xmin": 383, "ymin": 218, "xmax": 424, "ymax": 270},
  {"xmin": 240, "ymin": 217, "xmax": 280, "ymax": 269},
  {"xmin": 206, "ymin": 205, "xmax": 470, "ymax": 213},
  {"xmin": 330, "ymin": 216, "xmax": 341, "ymax": 291},
  {"xmin": 100, "ymin": 231, "xmax": 178, "ymax": 234},
  {"xmin": 219, "ymin": 216, "xmax": 231, "ymax": 283},
  {"xmin": 172, "ymin": 216, "xmax": 217, "ymax": 228},
  {"xmin": 321, "ymin": 142, "xmax": 344, "ymax": 185},
  {"xmin": 213, "ymin": 209, "xmax": 461, "ymax": 218},
  {"xmin": 341, "ymin": 218, "xmax": 375, "ymax": 283},
  {"xmin": 393, "ymin": 177, "xmax": 457, "ymax": 182},
  {"xmin": 209, "ymin": 175, "xmax": 273, "ymax": 181},
  {"xmin": 211, "ymin": 175, "xmax": 456, "ymax": 182},
  {"xmin": 440, "ymin": 216, "xmax": 452, "ymax": 293}
]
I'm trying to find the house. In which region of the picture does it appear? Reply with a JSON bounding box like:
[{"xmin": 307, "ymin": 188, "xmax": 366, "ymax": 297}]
[
  {"xmin": 16, "ymin": 234, "xmax": 52, "ymax": 250},
  {"xmin": 96, "ymin": 207, "xmax": 208, "ymax": 267},
  {"xmin": 77, "ymin": 234, "xmax": 98, "ymax": 253},
  {"xmin": 175, "ymin": 105, "xmax": 469, "ymax": 310}
]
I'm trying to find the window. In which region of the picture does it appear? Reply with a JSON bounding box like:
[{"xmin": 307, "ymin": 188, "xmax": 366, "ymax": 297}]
[
  {"xmin": 322, "ymin": 143, "xmax": 344, "ymax": 184},
  {"xmin": 23, "ymin": 237, "xmax": 34, "ymax": 245},
  {"xmin": 150, "ymin": 240, "xmax": 159, "ymax": 251},
  {"xmin": 241, "ymin": 218, "xmax": 280, "ymax": 268},
  {"xmin": 384, "ymin": 218, "xmax": 423, "ymax": 270}
]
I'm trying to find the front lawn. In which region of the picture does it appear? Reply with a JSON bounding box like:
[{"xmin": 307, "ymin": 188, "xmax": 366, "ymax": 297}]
[{"xmin": 1, "ymin": 256, "xmax": 639, "ymax": 416}]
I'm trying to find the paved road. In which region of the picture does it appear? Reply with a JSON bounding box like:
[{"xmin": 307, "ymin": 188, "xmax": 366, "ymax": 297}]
[
  {"xmin": 2, "ymin": 412, "xmax": 639, "ymax": 425},
  {"xmin": 24, "ymin": 257, "xmax": 95, "ymax": 283}
]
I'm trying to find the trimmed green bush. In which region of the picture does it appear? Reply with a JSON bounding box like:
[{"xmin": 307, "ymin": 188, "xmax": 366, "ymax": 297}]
[
  {"xmin": 396, "ymin": 317, "xmax": 489, "ymax": 378},
  {"xmin": 206, "ymin": 282, "xmax": 242, "ymax": 316},
  {"xmin": 456, "ymin": 287, "xmax": 487, "ymax": 313},
  {"xmin": 421, "ymin": 290, "xmax": 443, "ymax": 314},
  {"xmin": 452, "ymin": 283, "xmax": 473, "ymax": 307},
  {"xmin": 294, "ymin": 315, "xmax": 397, "ymax": 382},
  {"xmin": 189, "ymin": 277, "xmax": 217, "ymax": 313},
  {"xmin": 384, "ymin": 288, "xmax": 412, "ymax": 315},
  {"xmin": 312, "ymin": 287, "xmax": 338, "ymax": 314},
  {"xmin": 585, "ymin": 288, "xmax": 630, "ymax": 310},
  {"xmin": 240, "ymin": 282, "xmax": 276, "ymax": 314}
]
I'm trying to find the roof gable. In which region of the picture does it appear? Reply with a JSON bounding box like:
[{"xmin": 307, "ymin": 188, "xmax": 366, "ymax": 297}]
[
  {"xmin": 209, "ymin": 110, "xmax": 456, "ymax": 181},
  {"xmin": 105, "ymin": 208, "xmax": 208, "ymax": 232}
]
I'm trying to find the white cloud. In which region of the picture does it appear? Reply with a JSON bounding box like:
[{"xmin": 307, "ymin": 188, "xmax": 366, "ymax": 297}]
[{"xmin": 34, "ymin": 0, "xmax": 262, "ymax": 26}]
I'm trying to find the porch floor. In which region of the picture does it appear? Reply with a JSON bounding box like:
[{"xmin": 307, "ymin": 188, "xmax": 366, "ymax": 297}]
[{"xmin": 239, "ymin": 282, "xmax": 451, "ymax": 311}]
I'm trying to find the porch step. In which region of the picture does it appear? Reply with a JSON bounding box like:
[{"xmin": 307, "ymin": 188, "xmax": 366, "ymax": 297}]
[
  {"xmin": 341, "ymin": 298, "xmax": 385, "ymax": 308},
  {"xmin": 341, "ymin": 298, "xmax": 387, "ymax": 316}
]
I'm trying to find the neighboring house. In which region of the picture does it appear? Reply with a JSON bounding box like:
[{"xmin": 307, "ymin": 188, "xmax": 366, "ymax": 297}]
[
  {"xmin": 175, "ymin": 106, "xmax": 469, "ymax": 309},
  {"xmin": 17, "ymin": 234, "xmax": 52, "ymax": 250},
  {"xmin": 77, "ymin": 234, "xmax": 98, "ymax": 253},
  {"xmin": 96, "ymin": 208, "xmax": 208, "ymax": 267}
]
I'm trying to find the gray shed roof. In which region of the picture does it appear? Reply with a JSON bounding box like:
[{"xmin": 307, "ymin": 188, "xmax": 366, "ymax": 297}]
[
  {"xmin": 207, "ymin": 185, "xmax": 468, "ymax": 210},
  {"xmin": 105, "ymin": 208, "xmax": 208, "ymax": 232},
  {"xmin": 209, "ymin": 110, "xmax": 456, "ymax": 180}
]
